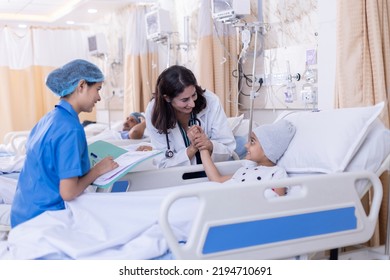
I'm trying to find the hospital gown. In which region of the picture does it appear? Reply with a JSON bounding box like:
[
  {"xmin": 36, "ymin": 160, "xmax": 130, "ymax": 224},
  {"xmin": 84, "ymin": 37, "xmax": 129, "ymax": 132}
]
[{"xmin": 226, "ymin": 162, "xmax": 288, "ymax": 198}]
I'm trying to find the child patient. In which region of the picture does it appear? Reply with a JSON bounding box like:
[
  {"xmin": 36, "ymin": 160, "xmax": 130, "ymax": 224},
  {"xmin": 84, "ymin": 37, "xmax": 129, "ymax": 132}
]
[{"xmin": 199, "ymin": 119, "xmax": 296, "ymax": 197}]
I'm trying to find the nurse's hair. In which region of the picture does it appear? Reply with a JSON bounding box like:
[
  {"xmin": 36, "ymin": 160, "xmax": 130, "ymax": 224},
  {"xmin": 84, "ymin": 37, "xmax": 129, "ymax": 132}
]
[{"xmin": 151, "ymin": 65, "xmax": 206, "ymax": 134}]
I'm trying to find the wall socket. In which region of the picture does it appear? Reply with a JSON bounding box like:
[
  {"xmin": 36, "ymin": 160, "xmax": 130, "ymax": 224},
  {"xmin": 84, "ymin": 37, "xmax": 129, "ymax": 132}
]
[{"xmin": 301, "ymin": 85, "xmax": 317, "ymax": 104}]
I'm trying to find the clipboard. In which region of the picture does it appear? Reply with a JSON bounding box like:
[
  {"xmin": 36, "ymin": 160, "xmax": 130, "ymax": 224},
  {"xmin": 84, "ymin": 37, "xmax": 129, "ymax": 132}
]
[{"xmin": 88, "ymin": 140, "xmax": 162, "ymax": 188}]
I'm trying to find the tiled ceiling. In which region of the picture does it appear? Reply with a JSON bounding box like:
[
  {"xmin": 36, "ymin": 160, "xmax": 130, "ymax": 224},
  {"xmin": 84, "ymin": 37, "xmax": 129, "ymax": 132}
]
[{"xmin": 0, "ymin": 0, "xmax": 156, "ymax": 27}]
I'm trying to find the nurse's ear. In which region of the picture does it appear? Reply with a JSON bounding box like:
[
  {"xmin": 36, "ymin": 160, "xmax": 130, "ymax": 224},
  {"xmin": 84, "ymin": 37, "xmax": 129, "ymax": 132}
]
[{"xmin": 76, "ymin": 80, "xmax": 86, "ymax": 93}]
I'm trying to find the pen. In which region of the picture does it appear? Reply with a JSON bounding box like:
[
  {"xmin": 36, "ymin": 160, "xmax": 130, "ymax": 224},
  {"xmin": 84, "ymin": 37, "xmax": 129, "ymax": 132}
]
[{"xmin": 90, "ymin": 152, "xmax": 102, "ymax": 161}]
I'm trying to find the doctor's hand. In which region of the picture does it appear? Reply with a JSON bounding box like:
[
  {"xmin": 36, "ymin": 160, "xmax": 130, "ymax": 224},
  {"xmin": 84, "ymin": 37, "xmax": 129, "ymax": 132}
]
[
  {"xmin": 187, "ymin": 125, "xmax": 201, "ymax": 144},
  {"xmin": 93, "ymin": 156, "xmax": 119, "ymax": 176},
  {"xmin": 190, "ymin": 126, "xmax": 213, "ymax": 154}
]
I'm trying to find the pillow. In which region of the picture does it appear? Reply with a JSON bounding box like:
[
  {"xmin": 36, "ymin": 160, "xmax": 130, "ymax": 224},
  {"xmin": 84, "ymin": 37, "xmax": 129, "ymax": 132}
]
[
  {"xmin": 234, "ymin": 119, "xmax": 259, "ymax": 137},
  {"xmin": 345, "ymin": 119, "xmax": 390, "ymax": 195},
  {"xmin": 277, "ymin": 102, "xmax": 384, "ymax": 173},
  {"xmin": 234, "ymin": 135, "xmax": 247, "ymax": 159},
  {"xmin": 227, "ymin": 114, "xmax": 244, "ymax": 135}
]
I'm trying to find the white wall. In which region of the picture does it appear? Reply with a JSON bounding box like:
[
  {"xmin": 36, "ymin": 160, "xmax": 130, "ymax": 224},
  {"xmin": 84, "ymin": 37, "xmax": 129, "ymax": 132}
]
[
  {"xmin": 317, "ymin": 0, "xmax": 336, "ymax": 110},
  {"xmin": 248, "ymin": 0, "xmax": 337, "ymax": 124}
]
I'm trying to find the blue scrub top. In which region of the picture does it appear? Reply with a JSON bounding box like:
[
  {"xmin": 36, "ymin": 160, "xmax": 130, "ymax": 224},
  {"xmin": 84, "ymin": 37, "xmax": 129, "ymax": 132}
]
[{"xmin": 11, "ymin": 100, "xmax": 90, "ymax": 227}]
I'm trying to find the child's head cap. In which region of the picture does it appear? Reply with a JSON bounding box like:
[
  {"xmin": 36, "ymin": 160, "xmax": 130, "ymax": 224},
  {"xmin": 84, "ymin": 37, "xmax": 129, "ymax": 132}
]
[{"xmin": 253, "ymin": 119, "xmax": 296, "ymax": 164}]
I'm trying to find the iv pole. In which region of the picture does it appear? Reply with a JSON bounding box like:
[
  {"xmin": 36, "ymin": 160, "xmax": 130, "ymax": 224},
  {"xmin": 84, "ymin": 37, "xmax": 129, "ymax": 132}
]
[{"xmin": 247, "ymin": 24, "xmax": 261, "ymax": 142}]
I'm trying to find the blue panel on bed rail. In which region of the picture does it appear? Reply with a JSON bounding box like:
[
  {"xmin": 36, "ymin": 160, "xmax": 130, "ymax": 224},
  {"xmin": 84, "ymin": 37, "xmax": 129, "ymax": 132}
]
[{"xmin": 202, "ymin": 207, "xmax": 357, "ymax": 254}]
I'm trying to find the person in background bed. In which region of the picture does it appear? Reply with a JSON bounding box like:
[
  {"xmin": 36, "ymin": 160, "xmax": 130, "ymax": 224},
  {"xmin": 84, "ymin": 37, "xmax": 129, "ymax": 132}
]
[
  {"xmin": 145, "ymin": 65, "xmax": 236, "ymax": 168},
  {"xmin": 10, "ymin": 59, "xmax": 119, "ymax": 228},
  {"xmin": 120, "ymin": 112, "xmax": 146, "ymax": 140},
  {"xmin": 198, "ymin": 119, "xmax": 296, "ymax": 197}
]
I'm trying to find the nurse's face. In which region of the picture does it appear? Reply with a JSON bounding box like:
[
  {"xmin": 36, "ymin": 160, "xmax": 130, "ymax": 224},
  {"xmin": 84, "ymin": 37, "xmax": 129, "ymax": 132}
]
[
  {"xmin": 80, "ymin": 81, "xmax": 103, "ymax": 113},
  {"xmin": 168, "ymin": 85, "xmax": 197, "ymax": 115}
]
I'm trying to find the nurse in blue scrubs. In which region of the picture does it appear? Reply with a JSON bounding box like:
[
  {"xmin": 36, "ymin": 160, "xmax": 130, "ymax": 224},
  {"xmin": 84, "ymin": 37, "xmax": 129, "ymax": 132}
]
[{"xmin": 10, "ymin": 59, "xmax": 119, "ymax": 227}]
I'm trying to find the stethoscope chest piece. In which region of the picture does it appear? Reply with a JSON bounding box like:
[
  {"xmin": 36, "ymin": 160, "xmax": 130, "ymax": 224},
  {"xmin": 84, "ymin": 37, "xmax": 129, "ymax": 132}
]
[
  {"xmin": 165, "ymin": 149, "xmax": 174, "ymax": 158},
  {"xmin": 165, "ymin": 132, "xmax": 174, "ymax": 158}
]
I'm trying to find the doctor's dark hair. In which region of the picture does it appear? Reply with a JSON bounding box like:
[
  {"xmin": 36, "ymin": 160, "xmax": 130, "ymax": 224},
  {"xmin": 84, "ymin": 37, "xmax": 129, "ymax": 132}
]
[{"xmin": 151, "ymin": 65, "xmax": 206, "ymax": 134}]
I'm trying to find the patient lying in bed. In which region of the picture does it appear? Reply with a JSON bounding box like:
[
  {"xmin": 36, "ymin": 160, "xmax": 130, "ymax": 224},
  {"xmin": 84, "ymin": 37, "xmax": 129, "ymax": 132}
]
[{"xmin": 199, "ymin": 119, "xmax": 296, "ymax": 197}]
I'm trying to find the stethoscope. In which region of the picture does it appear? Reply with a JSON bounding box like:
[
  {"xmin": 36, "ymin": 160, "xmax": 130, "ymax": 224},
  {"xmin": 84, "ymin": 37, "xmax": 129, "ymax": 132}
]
[{"xmin": 165, "ymin": 112, "xmax": 201, "ymax": 158}]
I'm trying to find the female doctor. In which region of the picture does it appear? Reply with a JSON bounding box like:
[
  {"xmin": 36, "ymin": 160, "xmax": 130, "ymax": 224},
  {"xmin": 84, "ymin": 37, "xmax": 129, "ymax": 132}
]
[{"xmin": 145, "ymin": 65, "xmax": 236, "ymax": 168}]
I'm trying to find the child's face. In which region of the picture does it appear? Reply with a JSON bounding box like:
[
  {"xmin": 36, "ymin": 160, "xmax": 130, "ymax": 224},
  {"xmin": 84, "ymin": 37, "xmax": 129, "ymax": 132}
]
[
  {"xmin": 79, "ymin": 81, "xmax": 103, "ymax": 113},
  {"xmin": 244, "ymin": 132, "xmax": 271, "ymax": 165}
]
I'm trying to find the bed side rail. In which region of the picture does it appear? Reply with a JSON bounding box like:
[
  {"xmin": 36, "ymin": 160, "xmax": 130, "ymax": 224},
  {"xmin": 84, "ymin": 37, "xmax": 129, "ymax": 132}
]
[
  {"xmin": 117, "ymin": 160, "xmax": 245, "ymax": 192},
  {"xmin": 159, "ymin": 171, "xmax": 383, "ymax": 259}
]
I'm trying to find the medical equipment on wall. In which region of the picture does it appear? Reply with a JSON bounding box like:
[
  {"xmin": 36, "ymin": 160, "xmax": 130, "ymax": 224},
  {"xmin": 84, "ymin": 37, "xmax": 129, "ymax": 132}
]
[
  {"xmin": 232, "ymin": 22, "xmax": 267, "ymax": 141},
  {"xmin": 300, "ymin": 62, "xmax": 318, "ymax": 111},
  {"xmin": 145, "ymin": 9, "xmax": 171, "ymax": 42},
  {"xmin": 145, "ymin": 8, "xmax": 174, "ymax": 68},
  {"xmin": 164, "ymin": 112, "xmax": 201, "ymax": 158},
  {"xmin": 88, "ymin": 33, "xmax": 108, "ymax": 58},
  {"xmin": 284, "ymin": 61, "xmax": 301, "ymax": 103},
  {"xmin": 211, "ymin": 0, "xmax": 250, "ymax": 23}
]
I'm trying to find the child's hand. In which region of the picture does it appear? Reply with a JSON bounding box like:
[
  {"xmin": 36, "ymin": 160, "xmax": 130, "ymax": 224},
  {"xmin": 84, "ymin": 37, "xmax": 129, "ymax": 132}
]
[
  {"xmin": 193, "ymin": 132, "xmax": 213, "ymax": 152},
  {"xmin": 187, "ymin": 125, "xmax": 201, "ymax": 146},
  {"xmin": 94, "ymin": 156, "xmax": 119, "ymax": 176},
  {"xmin": 188, "ymin": 125, "xmax": 212, "ymax": 152}
]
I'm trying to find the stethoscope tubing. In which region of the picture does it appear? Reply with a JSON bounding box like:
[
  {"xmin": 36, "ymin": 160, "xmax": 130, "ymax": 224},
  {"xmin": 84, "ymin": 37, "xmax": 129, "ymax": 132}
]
[{"xmin": 165, "ymin": 113, "xmax": 201, "ymax": 158}]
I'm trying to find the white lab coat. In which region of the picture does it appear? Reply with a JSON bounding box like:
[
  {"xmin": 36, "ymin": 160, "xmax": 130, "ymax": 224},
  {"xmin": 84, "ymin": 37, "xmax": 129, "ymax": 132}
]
[{"xmin": 145, "ymin": 90, "xmax": 236, "ymax": 168}]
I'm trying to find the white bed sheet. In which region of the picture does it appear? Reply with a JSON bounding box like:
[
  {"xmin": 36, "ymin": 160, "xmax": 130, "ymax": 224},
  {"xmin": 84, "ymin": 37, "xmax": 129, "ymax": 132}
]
[{"xmin": 0, "ymin": 182, "xmax": 219, "ymax": 260}]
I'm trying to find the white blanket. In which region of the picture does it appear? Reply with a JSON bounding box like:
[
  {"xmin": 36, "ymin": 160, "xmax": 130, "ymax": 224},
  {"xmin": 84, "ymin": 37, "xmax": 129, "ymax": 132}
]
[
  {"xmin": 0, "ymin": 155, "xmax": 25, "ymax": 174},
  {"xmin": 0, "ymin": 176, "xmax": 18, "ymax": 204},
  {"xmin": 0, "ymin": 182, "xmax": 220, "ymax": 260}
]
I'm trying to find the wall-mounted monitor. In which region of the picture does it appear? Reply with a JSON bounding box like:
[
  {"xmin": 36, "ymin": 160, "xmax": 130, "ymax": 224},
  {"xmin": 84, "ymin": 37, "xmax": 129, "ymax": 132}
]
[
  {"xmin": 211, "ymin": 0, "xmax": 250, "ymax": 22},
  {"xmin": 145, "ymin": 9, "xmax": 171, "ymax": 41},
  {"xmin": 88, "ymin": 33, "xmax": 108, "ymax": 56}
]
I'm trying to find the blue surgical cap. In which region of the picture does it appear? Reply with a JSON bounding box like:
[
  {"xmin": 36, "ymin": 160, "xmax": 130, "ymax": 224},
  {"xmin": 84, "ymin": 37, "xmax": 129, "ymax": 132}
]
[
  {"xmin": 129, "ymin": 112, "xmax": 143, "ymax": 123},
  {"xmin": 46, "ymin": 59, "xmax": 104, "ymax": 97}
]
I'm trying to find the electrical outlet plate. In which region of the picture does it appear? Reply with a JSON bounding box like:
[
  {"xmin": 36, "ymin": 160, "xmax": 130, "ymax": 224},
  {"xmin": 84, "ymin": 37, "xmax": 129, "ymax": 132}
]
[{"xmin": 301, "ymin": 87, "xmax": 317, "ymax": 104}]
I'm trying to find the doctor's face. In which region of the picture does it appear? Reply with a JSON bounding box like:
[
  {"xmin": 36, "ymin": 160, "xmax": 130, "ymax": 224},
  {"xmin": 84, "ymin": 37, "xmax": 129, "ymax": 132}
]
[{"xmin": 168, "ymin": 85, "xmax": 197, "ymax": 115}]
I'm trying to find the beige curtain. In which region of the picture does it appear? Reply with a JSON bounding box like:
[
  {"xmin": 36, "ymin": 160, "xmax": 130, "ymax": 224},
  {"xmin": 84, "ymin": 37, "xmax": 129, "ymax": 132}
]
[
  {"xmin": 0, "ymin": 26, "xmax": 91, "ymax": 141},
  {"xmin": 335, "ymin": 0, "xmax": 390, "ymax": 127},
  {"xmin": 123, "ymin": 5, "xmax": 159, "ymax": 116},
  {"xmin": 196, "ymin": 0, "xmax": 239, "ymax": 117},
  {"xmin": 335, "ymin": 0, "xmax": 390, "ymax": 247},
  {"xmin": 0, "ymin": 66, "xmax": 54, "ymax": 140}
]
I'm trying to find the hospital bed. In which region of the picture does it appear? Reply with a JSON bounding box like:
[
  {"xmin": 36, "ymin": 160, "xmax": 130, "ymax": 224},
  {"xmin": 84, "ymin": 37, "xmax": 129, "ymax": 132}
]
[{"xmin": 0, "ymin": 102, "xmax": 389, "ymax": 259}]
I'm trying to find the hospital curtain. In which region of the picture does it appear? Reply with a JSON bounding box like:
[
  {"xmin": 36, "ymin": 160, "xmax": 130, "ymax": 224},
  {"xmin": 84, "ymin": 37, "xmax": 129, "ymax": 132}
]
[
  {"xmin": 335, "ymin": 0, "xmax": 390, "ymax": 128},
  {"xmin": 196, "ymin": 0, "xmax": 239, "ymax": 117},
  {"xmin": 335, "ymin": 0, "xmax": 390, "ymax": 247},
  {"xmin": 123, "ymin": 5, "xmax": 159, "ymax": 116},
  {"xmin": 0, "ymin": 26, "xmax": 90, "ymax": 141}
]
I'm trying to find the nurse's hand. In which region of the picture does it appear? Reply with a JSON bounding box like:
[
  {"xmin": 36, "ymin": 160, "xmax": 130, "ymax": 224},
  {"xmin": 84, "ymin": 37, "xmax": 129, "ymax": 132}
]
[{"xmin": 94, "ymin": 156, "xmax": 119, "ymax": 176}]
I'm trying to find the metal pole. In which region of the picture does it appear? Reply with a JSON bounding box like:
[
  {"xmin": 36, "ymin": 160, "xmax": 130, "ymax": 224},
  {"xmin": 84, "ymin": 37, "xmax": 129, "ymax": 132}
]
[
  {"xmin": 248, "ymin": 26, "xmax": 259, "ymax": 142},
  {"xmin": 385, "ymin": 170, "xmax": 390, "ymax": 258}
]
